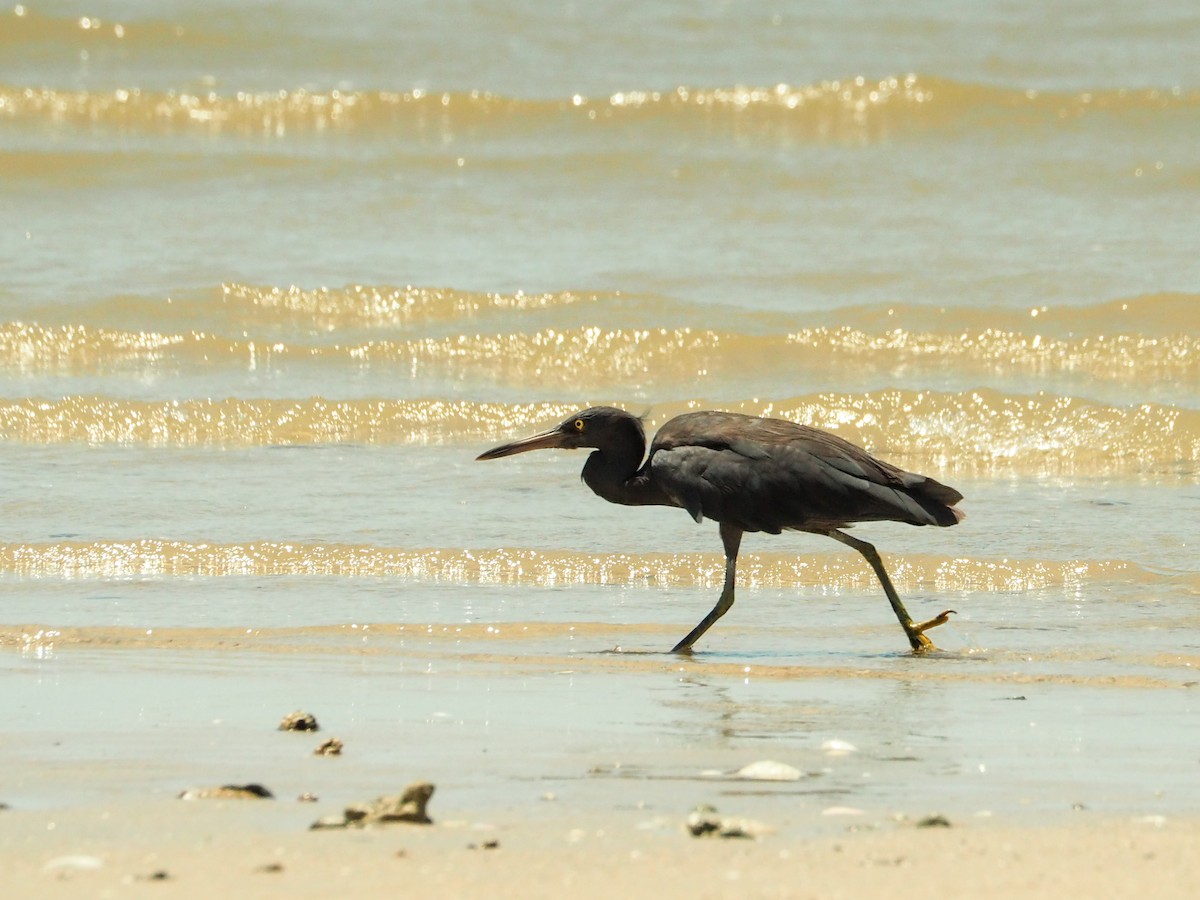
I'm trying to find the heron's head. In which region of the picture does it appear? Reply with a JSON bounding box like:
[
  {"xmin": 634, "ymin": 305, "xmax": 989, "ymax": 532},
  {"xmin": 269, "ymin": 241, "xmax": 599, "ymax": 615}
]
[{"xmin": 476, "ymin": 406, "xmax": 644, "ymax": 460}]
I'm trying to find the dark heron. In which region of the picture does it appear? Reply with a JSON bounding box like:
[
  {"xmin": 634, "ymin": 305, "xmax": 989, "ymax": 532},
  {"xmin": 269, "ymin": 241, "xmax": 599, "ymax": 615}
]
[{"xmin": 477, "ymin": 407, "xmax": 963, "ymax": 653}]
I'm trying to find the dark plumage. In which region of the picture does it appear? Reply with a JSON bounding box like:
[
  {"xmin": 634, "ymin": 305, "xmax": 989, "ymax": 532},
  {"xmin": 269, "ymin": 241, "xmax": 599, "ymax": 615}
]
[{"xmin": 477, "ymin": 406, "xmax": 963, "ymax": 652}]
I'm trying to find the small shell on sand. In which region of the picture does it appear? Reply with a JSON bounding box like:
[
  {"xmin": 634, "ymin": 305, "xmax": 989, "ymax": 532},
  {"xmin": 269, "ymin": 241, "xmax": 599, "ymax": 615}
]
[
  {"xmin": 278, "ymin": 711, "xmax": 320, "ymax": 732},
  {"xmin": 311, "ymin": 781, "xmax": 435, "ymax": 830},
  {"xmin": 735, "ymin": 760, "xmax": 803, "ymax": 781},
  {"xmin": 179, "ymin": 783, "xmax": 275, "ymax": 801},
  {"xmin": 820, "ymin": 739, "xmax": 858, "ymax": 756},
  {"xmin": 43, "ymin": 855, "xmax": 104, "ymax": 874}
]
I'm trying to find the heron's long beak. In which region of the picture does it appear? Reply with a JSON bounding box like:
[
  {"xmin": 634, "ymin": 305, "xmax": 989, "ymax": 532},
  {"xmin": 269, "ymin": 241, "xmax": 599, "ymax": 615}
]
[{"xmin": 476, "ymin": 427, "xmax": 570, "ymax": 460}]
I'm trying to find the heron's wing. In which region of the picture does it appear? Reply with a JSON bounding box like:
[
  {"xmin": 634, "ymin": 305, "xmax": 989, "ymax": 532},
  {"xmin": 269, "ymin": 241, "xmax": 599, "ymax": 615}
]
[{"xmin": 649, "ymin": 412, "xmax": 961, "ymax": 532}]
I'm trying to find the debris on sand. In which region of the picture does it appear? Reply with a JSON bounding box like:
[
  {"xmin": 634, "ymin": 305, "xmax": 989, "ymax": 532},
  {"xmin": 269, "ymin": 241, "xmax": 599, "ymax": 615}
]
[
  {"xmin": 178, "ymin": 783, "xmax": 275, "ymax": 801},
  {"xmin": 916, "ymin": 814, "xmax": 953, "ymax": 828},
  {"xmin": 685, "ymin": 804, "xmax": 771, "ymax": 840},
  {"xmin": 314, "ymin": 737, "xmax": 343, "ymax": 756},
  {"xmin": 278, "ymin": 710, "xmax": 320, "ymax": 732},
  {"xmin": 310, "ymin": 781, "xmax": 435, "ymax": 830}
]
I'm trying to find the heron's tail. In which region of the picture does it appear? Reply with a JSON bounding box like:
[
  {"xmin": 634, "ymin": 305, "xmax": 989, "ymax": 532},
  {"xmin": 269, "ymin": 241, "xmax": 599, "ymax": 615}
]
[{"xmin": 911, "ymin": 476, "xmax": 964, "ymax": 527}]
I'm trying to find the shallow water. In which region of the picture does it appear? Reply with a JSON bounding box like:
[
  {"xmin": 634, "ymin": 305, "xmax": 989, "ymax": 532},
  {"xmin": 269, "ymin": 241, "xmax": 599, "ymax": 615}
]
[{"xmin": 1, "ymin": 0, "xmax": 1198, "ymax": 825}]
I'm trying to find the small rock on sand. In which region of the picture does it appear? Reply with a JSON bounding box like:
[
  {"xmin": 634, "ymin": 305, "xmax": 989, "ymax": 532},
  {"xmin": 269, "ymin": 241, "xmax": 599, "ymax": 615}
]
[
  {"xmin": 311, "ymin": 781, "xmax": 435, "ymax": 830},
  {"xmin": 279, "ymin": 710, "xmax": 320, "ymax": 732},
  {"xmin": 179, "ymin": 783, "xmax": 275, "ymax": 801}
]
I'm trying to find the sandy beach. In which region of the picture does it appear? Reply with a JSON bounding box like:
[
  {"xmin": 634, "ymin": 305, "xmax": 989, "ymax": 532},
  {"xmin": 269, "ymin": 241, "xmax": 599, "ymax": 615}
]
[{"xmin": 6, "ymin": 790, "xmax": 1199, "ymax": 898}]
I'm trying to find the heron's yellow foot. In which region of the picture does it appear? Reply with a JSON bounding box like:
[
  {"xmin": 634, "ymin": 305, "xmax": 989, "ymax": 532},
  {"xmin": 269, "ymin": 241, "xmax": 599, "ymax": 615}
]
[
  {"xmin": 905, "ymin": 610, "xmax": 956, "ymax": 652},
  {"xmin": 906, "ymin": 630, "xmax": 936, "ymax": 652}
]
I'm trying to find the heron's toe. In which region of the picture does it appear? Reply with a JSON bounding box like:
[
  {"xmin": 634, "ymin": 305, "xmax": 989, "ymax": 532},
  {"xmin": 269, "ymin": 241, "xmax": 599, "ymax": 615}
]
[{"xmin": 913, "ymin": 609, "xmax": 956, "ymax": 634}]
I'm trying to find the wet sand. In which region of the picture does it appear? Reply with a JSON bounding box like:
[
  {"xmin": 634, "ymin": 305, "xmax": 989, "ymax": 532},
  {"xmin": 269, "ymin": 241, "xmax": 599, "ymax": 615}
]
[{"xmin": 4, "ymin": 621, "xmax": 1198, "ymax": 896}]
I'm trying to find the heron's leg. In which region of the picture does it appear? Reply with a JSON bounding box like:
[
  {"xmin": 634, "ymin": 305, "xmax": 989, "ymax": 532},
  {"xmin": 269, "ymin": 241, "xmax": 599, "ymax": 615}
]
[
  {"xmin": 672, "ymin": 523, "xmax": 743, "ymax": 654},
  {"xmin": 826, "ymin": 529, "xmax": 955, "ymax": 652}
]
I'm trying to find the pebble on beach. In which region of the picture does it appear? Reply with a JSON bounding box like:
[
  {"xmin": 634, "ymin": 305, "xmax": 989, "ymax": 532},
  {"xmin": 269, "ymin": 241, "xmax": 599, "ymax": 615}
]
[{"xmin": 178, "ymin": 783, "xmax": 275, "ymax": 801}]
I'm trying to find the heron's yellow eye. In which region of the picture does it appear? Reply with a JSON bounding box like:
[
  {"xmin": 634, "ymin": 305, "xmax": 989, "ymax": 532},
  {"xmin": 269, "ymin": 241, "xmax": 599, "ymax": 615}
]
[{"xmin": 573, "ymin": 419, "xmax": 585, "ymax": 432}]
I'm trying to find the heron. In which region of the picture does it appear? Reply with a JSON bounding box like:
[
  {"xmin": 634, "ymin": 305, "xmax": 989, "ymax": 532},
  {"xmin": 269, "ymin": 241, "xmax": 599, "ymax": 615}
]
[{"xmin": 476, "ymin": 406, "xmax": 963, "ymax": 653}]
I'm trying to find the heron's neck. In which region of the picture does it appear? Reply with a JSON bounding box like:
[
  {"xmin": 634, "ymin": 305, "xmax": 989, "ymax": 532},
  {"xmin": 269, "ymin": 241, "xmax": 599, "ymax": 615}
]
[{"xmin": 581, "ymin": 442, "xmax": 665, "ymax": 507}]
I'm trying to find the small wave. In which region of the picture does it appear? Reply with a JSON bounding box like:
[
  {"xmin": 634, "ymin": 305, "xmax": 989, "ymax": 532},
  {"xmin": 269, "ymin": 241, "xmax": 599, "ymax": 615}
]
[
  {"xmin": 219, "ymin": 283, "xmax": 603, "ymax": 330},
  {"xmin": 0, "ymin": 396, "xmax": 583, "ymax": 448},
  {"xmin": 825, "ymin": 293, "xmax": 1200, "ymax": 339},
  {"xmin": 38, "ymin": 286, "xmax": 1200, "ymax": 338},
  {"xmin": 3, "ymin": 75, "xmax": 1195, "ymax": 140},
  {"xmin": 2, "ymin": 320, "xmax": 1194, "ymax": 389},
  {"xmin": 0, "ymin": 539, "xmax": 1184, "ymax": 594},
  {"xmin": 1, "ymin": 391, "xmax": 1195, "ymax": 478}
]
